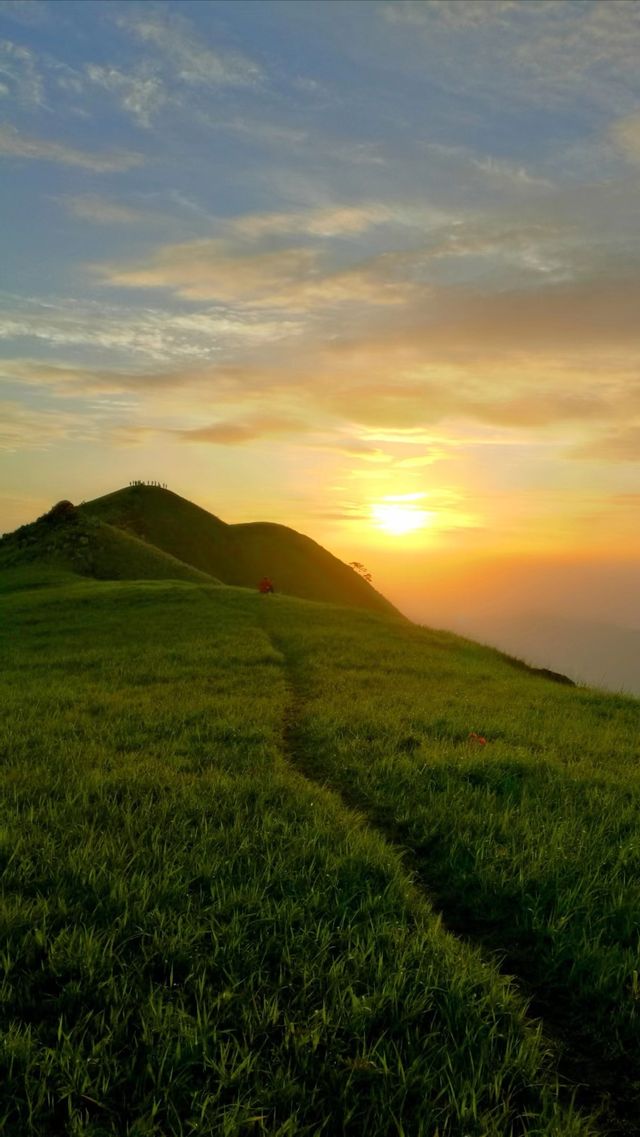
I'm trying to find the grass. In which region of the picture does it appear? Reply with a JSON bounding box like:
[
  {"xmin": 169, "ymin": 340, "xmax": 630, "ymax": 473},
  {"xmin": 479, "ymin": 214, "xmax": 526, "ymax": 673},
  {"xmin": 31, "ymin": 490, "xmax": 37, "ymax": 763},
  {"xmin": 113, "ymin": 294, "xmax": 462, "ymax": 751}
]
[
  {"xmin": 0, "ymin": 572, "xmax": 600, "ymax": 1136},
  {"xmin": 260, "ymin": 596, "xmax": 640, "ymax": 1129},
  {"xmin": 0, "ymin": 507, "xmax": 216, "ymax": 585}
]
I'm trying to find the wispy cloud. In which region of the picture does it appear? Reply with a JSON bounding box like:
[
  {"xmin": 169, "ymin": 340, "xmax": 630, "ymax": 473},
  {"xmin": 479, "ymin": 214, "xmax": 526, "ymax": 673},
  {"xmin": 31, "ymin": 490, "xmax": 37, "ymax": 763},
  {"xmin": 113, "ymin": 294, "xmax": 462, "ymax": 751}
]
[
  {"xmin": 96, "ymin": 237, "xmax": 410, "ymax": 308},
  {"xmin": 0, "ymin": 38, "xmax": 44, "ymax": 105},
  {"xmin": 84, "ymin": 63, "xmax": 166, "ymax": 128},
  {"xmin": 384, "ymin": 2, "xmax": 517, "ymax": 31},
  {"xmin": 231, "ymin": 203, "xmax": 392, "ymax": 239},
  {"xmin": 0, "ymin": 357, "xmax": 156, "ymax": 396},
  {"xmin": 0, "ymin": 123, "xmax": 143, "ymax": 170},
  {"xmin": 98, "ymin": 240, "xmax": 318, "ymax": 304},
  {"xmin": 173, "ymin": 414, "xmax": 308, "ymax": 445},
  {"xmin": 117, "ymin": 10, "xmax": 263, "ymax": 89},
  {"xmin": 72, "ymin": 8, "xmax": 264, "ymax": 129},
  {"xmin": 0, "ymin": 398, "xmax": 85, "ymax": 451},
  {"xmin": 94, "ymin": 194, "xmax": 632, "ymax": 314},
  {"xmin": 0, "ymin": 295, "xmax": 301, "ymax": 363},
  {"xmin": 61, "ymin": 194, "xmax": 146, "ymax": 224},
  {"xmin": 382, "ymin": 0, "xmax": 640, "ymax": 112}
]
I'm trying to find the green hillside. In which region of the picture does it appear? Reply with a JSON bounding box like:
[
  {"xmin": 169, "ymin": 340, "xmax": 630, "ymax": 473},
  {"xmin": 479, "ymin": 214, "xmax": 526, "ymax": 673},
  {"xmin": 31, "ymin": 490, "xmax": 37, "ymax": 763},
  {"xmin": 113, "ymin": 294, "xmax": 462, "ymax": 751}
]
[
  {"xmin": 1, "ymin": 567, "xmax": 639, "ymax": 1135},
  {"xmin": 0, "ymin": 501, "xmax": 217, "ymax": 585},
  {"xmin": 80, "ymin": 484, "xmax": 396, "ymax": 614}
]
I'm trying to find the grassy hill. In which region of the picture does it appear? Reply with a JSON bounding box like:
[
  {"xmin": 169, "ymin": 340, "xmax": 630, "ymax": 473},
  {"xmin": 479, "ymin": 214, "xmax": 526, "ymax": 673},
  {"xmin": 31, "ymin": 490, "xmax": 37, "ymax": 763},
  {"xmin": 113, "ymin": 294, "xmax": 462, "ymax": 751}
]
[
  {"xmin": 1, "ymin": 566, "xmax": 639, "ymax": 1135},
  {"xmin": 0, "ymin": 501, "xmax": 218, "ymax": 585},
  {"xmin": 79, "ymin": 484, "xmax": 396, "ymax": 614}
]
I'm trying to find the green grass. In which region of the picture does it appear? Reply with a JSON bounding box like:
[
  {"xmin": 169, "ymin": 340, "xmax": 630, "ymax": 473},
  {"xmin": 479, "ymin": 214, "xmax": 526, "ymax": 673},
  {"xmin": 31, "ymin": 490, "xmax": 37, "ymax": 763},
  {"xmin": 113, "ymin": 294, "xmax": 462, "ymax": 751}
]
[
  {"xmin": 260, "ymin": 597, "xmax": 640, "ymax": 1127},
  {"xmin": 0, "ymin": 508, "xmax": 217, "ymax": 585},
  {"xmin": 0, "ymin": 574, "xmax": 599, "ymax": 1136}
]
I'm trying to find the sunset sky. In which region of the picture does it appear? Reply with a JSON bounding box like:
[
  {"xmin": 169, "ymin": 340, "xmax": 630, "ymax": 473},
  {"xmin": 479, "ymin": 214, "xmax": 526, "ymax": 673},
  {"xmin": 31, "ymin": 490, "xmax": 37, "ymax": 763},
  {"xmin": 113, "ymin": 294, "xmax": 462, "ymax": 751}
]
[{"xmin": 1, "ymin": 0, "xmax": 639, "ymax": 633}]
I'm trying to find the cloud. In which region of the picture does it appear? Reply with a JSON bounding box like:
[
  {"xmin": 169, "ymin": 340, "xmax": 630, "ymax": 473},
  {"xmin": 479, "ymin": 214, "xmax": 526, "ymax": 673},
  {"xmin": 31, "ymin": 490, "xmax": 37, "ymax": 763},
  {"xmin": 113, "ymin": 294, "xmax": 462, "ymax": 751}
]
[
  {"xmin": 0, "ymin": 399, "xmax": 84, "ymax": 450},
  {"xmin": 335, "ymin": 442, "xmax": 392, "ymax": 463},
  {"xmin": 118, "ymin": 10, "xmax": 262, "ymax": 88},
  {"xmin": 4, "ymin": 266, "xmax": 639, "ymax": 454},
  {"xmin": 99, "ymin": 240, "xmax": 318, "ymax": 304},
  {"xmin": 346, "ymin": 277, "xmax": 640, "ymax": 359},
  {"xmin": 97, "ymin": 238, "xmax": 409, "ymax": 308},
  {"xmin": 611, "ymin": 112, "xmax": 640, "ymax": 164},
  {"xmin": 5, "ymin": 10, "xmax": 264, "ymax": 133},
  {"xmin": 0, "ymin": 38, "xmax": 44, "ymax": 105},
  {"xmin": 84, "ymin": 63, "xmax": 166, "ymax": 128},
  {"xmin": 0, "ymin": 123, "xmax": 143, "ymax": 170},
  {"xmin": 95, "ymin": 196, "xmax": 629, "ymax": 314},
  {"xmin": 11, "ymin": 271, "xmax": 637, "ymax": 435},
  {"xmin": 570, "ymin": 426, "xmax": 640, "ymax": 462},
  {"xmin": 0, "ymin": 357, "xmax": 172, "ymax": 396},
  {"xmin": 384, "ymin": 2, "xmax": 517, "ymax": 31},
  {"xmin": 460, "ymin": 391, "xmax": 610, "ymax": 429},
  {"xmin": 0, "ymin": 356, "xmax": 304, "ymax": 411},
  {"xmin": 0, "ymin": 295, "xmax": 301, "ymax": 364},
  {"xmin": 369, "ymin": 220, "xmax": 573, "ymax": 283},
  {"xmin": 172, "ymin": 415, "xmax": 308, "ymax": 445},
  {"xmin": 231, "ymin": 203, "xmax": 392, "ymax": 239},
  {"xmin": 470, "ymin": 157, "xmax": 551, "ymax": 191},
  {"xmin": 62, "ymin": 195, "xmax": 146, "ymax": 224},
  {"xmin": 382, "ymin": 0, "xmax": 640, "ymax": 115},
  {"xmin": 207, "ymin": 113, "xmax": 386, "ymax": 167}
]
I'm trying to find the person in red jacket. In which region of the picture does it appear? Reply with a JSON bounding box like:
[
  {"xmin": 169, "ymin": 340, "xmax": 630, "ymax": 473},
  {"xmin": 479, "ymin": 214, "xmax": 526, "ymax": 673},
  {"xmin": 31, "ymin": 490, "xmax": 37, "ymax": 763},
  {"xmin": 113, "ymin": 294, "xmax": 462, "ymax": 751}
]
[{"xmin": 258, "ymin": 577, "xmax": 274, "ymax": 594}]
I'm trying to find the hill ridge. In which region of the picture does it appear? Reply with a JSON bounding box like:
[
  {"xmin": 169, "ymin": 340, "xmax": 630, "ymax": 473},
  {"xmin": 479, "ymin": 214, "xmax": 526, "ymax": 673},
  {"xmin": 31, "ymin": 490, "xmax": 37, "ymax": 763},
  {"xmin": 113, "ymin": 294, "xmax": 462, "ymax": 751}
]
[{"xmin": 78, "ymin": 483, "xmax": 397, "ymax": 614}]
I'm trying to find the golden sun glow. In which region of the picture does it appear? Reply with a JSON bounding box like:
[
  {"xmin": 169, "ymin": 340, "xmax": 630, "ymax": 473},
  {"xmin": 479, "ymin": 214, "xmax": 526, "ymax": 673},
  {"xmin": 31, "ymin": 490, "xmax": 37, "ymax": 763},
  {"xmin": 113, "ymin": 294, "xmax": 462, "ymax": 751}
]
[{"xmin": 370, "ymin": 495, "xmax": 434, "ymax": 537}]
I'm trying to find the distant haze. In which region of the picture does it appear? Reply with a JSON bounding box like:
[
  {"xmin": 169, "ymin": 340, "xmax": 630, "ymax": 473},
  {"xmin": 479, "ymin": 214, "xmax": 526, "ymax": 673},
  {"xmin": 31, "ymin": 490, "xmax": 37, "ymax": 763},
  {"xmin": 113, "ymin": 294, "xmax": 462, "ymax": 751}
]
[{"xmin": 376, "ymin": 553, "xmax": 640, "ymax": 697}]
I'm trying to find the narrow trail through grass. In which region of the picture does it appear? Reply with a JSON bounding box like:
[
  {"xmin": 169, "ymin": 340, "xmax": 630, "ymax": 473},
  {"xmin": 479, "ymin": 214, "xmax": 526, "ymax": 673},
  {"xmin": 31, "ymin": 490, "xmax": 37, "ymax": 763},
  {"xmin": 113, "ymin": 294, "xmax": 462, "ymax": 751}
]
[
  {"xmin": 266, "ymin": 625, "xmax": 604, "ymax": 1135},
  {"xmin": 264, "ymin": 615, "xmax": 639, "ymax": 1137}
]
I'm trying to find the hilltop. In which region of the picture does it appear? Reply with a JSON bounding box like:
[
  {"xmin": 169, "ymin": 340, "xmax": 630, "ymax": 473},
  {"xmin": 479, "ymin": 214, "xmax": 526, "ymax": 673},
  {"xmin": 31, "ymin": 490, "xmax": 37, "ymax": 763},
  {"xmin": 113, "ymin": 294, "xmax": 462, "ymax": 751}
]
[
  {"xmin": 0, "ymin": 567, "xmax": 638, "ymax": 1135},
  {"xmin": 79, "ymin": 484, "xmax": 395, "ymax": 613},
  {"xmin": 1, "ymin": 483, "xmax": 395, "ymax": 614}
]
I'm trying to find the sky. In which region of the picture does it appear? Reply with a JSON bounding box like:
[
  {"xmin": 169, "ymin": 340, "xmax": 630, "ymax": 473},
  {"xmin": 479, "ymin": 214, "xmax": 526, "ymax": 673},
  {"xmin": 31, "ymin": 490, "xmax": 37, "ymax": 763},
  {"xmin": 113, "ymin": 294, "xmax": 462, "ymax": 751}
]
[{"xmin": 1, "ymin": 0, "xmax": 639, "ymax": 673}]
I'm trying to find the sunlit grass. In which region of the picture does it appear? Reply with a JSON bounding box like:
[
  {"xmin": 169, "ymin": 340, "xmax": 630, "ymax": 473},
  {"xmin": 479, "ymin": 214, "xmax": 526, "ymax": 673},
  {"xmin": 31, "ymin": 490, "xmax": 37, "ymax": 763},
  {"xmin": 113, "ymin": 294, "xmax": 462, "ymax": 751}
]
[
  {"xmin": 262, "ymin": 596, "xmax": 640, "ymax": 1125},
  {"xmin": 0, "ymin": 573, "xmax": 597, "ymax": 1135}
]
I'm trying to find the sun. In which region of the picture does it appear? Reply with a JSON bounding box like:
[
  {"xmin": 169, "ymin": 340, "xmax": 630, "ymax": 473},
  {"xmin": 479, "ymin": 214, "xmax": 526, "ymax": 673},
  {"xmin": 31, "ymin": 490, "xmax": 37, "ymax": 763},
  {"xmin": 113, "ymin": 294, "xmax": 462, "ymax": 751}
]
[{"xmin": 371, "ymin": 496, "xmax": 434, "ymax": 537}]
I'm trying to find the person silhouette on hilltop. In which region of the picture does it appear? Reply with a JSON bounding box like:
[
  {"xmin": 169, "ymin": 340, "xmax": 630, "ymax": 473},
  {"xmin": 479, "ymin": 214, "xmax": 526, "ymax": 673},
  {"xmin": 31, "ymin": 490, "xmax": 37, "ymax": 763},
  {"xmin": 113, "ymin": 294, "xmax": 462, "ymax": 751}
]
[{"xmin": 258, "ymin": 577, "xmax": 274, "ymax": 595}]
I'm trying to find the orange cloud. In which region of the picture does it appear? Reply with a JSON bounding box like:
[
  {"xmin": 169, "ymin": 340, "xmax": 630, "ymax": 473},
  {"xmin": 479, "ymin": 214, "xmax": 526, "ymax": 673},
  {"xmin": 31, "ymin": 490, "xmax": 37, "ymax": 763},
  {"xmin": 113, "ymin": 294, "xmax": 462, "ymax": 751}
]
[
  {"xmin": 172, "ymin": 415, "xmax": 308, "ymax": 444},
  {"xmin": 97, "ymin": 238, "xmax": 410, "ymax": 308},
  {"xmin": 230, "ymin": 203, "xmax": 393, "ymax": 238}
]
